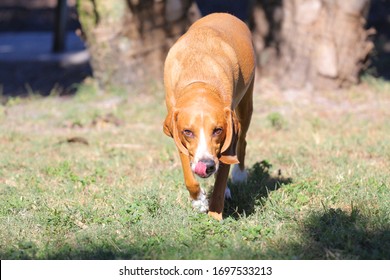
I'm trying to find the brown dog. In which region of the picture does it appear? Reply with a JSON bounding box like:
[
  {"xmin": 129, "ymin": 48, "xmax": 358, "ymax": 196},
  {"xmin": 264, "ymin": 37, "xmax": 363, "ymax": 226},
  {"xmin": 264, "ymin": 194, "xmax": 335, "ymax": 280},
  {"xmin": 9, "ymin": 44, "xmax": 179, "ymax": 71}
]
[{"xmin": 163, "ymin": 13, "xmax": 255, "ymax": 220}]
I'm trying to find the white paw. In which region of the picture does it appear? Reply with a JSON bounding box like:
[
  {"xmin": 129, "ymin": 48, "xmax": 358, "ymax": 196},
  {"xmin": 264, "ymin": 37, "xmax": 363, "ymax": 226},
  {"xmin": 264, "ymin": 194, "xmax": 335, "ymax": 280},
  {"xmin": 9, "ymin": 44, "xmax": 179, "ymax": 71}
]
[
  {"xmin": 191, "ymin": 188, "xmax": 209, "ymax": 213},
  {"xmin": 231, "ymin": 164, "xmax": 248, "ymax": 184},
  {"xmin": 225, "ymin": 186, "xmax": 232, "ymax": 200}
]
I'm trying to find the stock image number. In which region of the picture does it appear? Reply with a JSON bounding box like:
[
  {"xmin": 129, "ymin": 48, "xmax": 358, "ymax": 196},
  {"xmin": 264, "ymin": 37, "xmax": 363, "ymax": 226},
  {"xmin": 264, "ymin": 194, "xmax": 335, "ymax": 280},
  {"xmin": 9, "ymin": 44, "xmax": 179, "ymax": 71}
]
[{"xmin": 212, "ymin": 266, "xmax": 272, "ymax": 276}]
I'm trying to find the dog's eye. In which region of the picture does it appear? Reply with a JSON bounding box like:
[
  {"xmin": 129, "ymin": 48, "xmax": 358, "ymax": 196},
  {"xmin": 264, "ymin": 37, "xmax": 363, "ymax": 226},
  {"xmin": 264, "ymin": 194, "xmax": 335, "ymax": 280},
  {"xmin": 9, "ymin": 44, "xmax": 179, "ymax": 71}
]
[
  {"xmin": 183, "ymin": 129, "xmax": 194, "ymax": 138},
  {"xmin": 213, "ymin": 127, "xmax": 223, "ymax": 136}
]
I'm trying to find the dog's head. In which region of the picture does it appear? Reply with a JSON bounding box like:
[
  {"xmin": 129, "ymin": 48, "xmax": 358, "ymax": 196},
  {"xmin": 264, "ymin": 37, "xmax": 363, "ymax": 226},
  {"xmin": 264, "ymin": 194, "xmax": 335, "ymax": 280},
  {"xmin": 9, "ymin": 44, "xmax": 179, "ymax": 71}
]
[{"xmin": 163, "ymin": 89, "xmax": 240, "ymax": 178}]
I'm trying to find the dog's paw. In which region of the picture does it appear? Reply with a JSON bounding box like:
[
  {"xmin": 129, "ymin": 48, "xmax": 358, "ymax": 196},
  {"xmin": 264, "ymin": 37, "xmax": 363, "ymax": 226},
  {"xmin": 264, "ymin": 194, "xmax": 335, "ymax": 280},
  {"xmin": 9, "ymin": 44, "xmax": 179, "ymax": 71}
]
[
  {"xmin": 208, "ymin": 211, "xmax": 223, "ymax": 221},
  {"xmin": 191, "ymin": 188, "xmax": 209, "ymax": 213},
  {"xmin": 231, "ymin": 164, "xmax": 248, "ymax": 184},
  {"xmin": 224, "ymin": 186, "xmax": 232, "ymax": 200}
]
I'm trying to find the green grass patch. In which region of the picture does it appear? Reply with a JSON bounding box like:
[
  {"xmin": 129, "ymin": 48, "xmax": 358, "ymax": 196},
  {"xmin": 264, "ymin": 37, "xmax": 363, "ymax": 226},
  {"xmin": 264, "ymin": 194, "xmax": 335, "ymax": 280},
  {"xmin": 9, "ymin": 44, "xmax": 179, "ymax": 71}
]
[{"xmin": 0, "ymin": 77, "xmax": 389, "ymax": 259}]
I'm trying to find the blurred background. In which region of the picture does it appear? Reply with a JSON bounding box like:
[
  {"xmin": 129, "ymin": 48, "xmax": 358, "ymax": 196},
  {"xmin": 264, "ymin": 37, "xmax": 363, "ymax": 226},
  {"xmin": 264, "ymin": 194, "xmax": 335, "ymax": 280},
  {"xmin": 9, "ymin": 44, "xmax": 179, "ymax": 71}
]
[
  {"xmin": 0, "ymin": 0, "xmax": 389, "ymax": 97},
  {"xmin": 0, "ymin": 0, "xmax": 90, "ymax": 96}
]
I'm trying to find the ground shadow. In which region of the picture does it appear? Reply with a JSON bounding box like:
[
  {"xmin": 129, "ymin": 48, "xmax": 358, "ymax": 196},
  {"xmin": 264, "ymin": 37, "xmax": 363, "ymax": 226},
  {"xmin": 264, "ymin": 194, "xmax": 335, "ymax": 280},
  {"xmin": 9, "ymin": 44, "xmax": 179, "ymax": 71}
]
[
  {"xmin": 0, "ymin": 2, "xmax": 92, "ymax": 97},
  {"xmin": 366, "ymin": 0, "xmax": 390, "ymax": 80},
  {"xmin": 0, "ymin": 60, "xmax": 92, "ymax": 97},
  {"xmin": 224, "ymin": 160, "xmax": 293, "ymax": 219},
  {"xmin": 0, "ymin": 240, "xmax": 149, "ymax": 260},
  {"xmin": 283, "ymin": 207, "xmax": 390, "ymax": 259}
]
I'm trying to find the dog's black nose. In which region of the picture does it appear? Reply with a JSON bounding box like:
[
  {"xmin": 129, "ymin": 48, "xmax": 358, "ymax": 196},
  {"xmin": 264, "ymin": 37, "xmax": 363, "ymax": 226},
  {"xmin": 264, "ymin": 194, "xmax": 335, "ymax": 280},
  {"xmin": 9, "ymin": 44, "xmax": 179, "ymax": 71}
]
[{"xmin": 202, "ymin": 159, "xmax": 216, "ymax": 175}]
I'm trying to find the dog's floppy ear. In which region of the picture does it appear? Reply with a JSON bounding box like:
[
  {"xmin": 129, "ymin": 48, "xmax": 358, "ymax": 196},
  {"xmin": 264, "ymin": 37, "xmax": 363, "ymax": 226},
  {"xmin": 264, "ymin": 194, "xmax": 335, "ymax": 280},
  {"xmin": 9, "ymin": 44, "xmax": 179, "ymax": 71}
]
[
  {"xmin": 168, "ymin": 109, "xmax": 189, "ymax": 156},
  {"xmin": 219, "ymin": 108, "xmax": 240, "ymax": 164},
  {"xmin": 163, "ymin": 110, "xmax": 173, "ymax": 137},
  {"xmin": 220, "ymin": 154, "xmax": 239, "ymax": 165}
]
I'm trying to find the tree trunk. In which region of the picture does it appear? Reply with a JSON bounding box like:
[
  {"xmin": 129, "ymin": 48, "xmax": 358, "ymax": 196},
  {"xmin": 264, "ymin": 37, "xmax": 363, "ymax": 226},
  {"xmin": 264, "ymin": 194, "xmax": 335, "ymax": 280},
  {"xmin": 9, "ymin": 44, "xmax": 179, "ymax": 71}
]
[
  {"xmin": 76, "ymin": 0, "xmax": 191, "ymax": 90},
  {"xmin": 76, "ymin": 0, "xmax": 374, "ymax": 91},
  {"xmin": 275, "ymin": 0, "xmax": 374, "ymax": 89}
]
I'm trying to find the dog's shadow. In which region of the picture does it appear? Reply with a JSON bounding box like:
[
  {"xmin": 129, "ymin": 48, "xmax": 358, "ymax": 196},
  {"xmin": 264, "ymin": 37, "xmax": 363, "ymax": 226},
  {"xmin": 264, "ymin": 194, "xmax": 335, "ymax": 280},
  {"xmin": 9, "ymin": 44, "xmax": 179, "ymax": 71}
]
[{"xmin": 224, "ymin": 160, "xmax": 293, "ymax": 219}]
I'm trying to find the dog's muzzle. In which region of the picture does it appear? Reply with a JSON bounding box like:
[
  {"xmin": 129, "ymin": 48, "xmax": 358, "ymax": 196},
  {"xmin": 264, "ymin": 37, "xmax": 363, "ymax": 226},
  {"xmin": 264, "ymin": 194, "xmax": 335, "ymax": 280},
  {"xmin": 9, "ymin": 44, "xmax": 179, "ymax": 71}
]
[{"xmin": 194, "ymin": 158, "xmax": 217, "ymax": 178}]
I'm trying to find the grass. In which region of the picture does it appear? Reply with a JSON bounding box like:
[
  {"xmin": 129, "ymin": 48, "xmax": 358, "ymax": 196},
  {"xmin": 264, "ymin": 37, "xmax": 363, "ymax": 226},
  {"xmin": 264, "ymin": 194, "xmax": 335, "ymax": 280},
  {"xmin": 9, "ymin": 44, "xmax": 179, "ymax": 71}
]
[{"xmin": 0, "ymin": 76, "xmax": 389, "ymax": 259}]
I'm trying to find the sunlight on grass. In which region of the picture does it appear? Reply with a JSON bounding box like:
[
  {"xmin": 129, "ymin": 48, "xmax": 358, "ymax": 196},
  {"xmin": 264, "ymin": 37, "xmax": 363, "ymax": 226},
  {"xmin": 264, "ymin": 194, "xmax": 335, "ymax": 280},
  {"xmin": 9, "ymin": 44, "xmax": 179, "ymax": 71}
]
[{"xmin": 0, "ymin": 76, "xmax": 389, "ymax": 259}]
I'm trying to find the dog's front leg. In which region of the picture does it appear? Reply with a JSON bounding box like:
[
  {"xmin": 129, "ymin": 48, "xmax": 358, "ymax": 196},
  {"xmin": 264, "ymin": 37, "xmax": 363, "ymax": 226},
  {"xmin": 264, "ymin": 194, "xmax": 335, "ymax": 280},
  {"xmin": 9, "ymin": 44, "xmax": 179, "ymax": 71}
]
[
  {"xmin": 208, "ymin": 162, "xmax": 231, "ymax": 220},
  {"xmin": 179, "ymin": 151, "xmax": 208, "ymax": 213}
]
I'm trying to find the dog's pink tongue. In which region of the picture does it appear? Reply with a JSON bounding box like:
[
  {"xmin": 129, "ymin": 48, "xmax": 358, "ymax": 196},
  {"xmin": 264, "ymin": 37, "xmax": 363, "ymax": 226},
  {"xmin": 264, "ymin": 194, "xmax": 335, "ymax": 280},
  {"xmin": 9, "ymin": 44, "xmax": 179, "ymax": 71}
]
[{"xmin": 195, "ymin": 162, "xmax": 207, "ymax": 177}]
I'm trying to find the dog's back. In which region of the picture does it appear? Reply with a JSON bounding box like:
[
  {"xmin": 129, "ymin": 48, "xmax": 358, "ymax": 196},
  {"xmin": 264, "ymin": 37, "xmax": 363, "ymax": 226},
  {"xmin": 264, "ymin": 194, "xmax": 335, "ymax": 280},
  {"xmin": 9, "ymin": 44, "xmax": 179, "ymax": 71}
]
[{"xmin": 164, "ymin": 13, "xmax": 255, "ymax": 106}]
